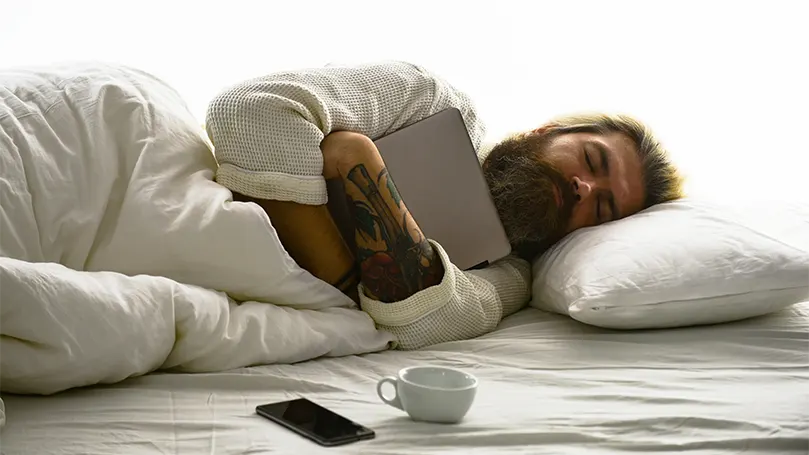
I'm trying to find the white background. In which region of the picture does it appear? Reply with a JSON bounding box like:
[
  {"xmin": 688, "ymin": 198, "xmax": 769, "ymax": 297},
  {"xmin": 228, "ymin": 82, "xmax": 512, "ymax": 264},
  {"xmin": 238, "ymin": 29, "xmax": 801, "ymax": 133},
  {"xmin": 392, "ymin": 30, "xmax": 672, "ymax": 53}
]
[{"xmin": 2, "ymin": 0, "xmax": 807, "ymax": 202}]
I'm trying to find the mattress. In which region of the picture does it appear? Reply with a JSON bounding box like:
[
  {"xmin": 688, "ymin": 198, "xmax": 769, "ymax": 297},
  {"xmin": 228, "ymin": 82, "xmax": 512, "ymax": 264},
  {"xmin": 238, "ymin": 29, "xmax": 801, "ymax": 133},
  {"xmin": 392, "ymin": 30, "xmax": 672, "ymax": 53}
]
[{"xmin": 2, "ymin": 303, "xmax": 808, "ymax": 455}]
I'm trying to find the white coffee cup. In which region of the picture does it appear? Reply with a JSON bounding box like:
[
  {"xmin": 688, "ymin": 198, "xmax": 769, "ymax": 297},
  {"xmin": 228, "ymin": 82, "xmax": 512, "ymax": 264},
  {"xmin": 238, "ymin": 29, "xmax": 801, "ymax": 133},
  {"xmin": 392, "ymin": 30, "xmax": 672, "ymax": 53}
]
[{"xmin": 376, "ymin": 366, "xmax": 478, "ymax": 424}]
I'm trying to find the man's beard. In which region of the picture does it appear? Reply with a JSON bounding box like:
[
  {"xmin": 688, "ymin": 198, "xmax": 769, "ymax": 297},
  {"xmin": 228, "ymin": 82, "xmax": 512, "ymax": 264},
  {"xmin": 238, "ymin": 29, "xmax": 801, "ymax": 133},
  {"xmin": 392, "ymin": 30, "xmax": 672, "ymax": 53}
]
[{"xmin": 482, "ymin": 133, "xmax": 575, "ymax": 259}]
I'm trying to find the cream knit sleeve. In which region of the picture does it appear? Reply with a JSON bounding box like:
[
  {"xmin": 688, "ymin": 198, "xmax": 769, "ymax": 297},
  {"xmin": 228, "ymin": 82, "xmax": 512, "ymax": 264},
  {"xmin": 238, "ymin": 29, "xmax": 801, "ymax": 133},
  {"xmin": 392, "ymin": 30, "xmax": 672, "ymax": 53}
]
[
  {"xmin": 205, "ymin": 61, "xmax": 485, "ymax": 205},
  {"xmin": 359, "ymin": 241, "xmax": 532, "ymax": 350}
]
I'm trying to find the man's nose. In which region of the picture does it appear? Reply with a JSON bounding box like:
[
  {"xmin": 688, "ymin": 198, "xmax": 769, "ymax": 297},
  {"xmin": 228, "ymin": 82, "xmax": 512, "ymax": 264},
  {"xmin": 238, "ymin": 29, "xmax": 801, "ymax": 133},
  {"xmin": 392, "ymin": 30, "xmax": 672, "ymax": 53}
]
[{"xmin": 571, "ymin": 176, "xmax": 593, "ymax": 202}]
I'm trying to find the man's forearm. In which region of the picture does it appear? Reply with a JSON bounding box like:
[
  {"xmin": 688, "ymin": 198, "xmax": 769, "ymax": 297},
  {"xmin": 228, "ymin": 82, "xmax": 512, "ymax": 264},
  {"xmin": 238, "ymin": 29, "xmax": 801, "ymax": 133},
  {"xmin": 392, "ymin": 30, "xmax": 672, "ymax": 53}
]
[{"xmin": 333, "ymin": 136, "xmax": 444, "ymax": 303}]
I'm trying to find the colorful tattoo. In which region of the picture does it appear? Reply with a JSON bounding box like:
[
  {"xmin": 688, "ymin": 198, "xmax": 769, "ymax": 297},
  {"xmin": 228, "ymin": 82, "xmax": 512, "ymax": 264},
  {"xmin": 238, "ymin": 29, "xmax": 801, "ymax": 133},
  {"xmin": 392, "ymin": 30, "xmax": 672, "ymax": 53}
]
[{"xmin": 344, "ymin": 165, "xmax": 443, "ymax": 302}]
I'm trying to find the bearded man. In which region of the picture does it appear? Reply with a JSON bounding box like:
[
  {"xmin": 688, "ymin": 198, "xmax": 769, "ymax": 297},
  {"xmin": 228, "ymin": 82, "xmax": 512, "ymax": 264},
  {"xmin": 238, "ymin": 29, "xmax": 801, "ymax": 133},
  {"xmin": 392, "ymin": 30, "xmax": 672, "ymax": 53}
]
[{"xmin": 205, "ymin": 61, "xmax": 684, "ymax": 350}]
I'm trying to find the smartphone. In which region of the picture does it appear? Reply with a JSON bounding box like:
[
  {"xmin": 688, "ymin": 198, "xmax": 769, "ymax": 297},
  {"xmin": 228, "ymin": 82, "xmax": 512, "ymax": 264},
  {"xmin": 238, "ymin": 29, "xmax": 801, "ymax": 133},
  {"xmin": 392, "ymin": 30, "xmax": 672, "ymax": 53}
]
[{"xmin": 256, "ymin": 398, "xmax": 375, "ymax": 447}]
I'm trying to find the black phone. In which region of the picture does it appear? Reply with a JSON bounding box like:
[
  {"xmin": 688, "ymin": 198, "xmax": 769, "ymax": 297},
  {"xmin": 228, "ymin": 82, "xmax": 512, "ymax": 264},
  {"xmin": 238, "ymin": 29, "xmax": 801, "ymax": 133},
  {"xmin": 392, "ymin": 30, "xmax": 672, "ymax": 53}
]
[{"xmin": 255, "ymin": 398, "xmax": 375, "ymax": 447}]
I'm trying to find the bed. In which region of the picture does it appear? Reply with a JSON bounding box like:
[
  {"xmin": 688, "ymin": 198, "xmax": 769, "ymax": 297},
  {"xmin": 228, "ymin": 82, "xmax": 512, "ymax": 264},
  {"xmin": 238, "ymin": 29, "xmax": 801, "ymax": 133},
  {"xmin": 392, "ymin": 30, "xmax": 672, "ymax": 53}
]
[
  {"xmin": 3, "ymin": 301, "xmax": 807, "ymax": 455},
  {"xmin": 2, "ymin": 61, "xmax": 808, "ymax": 455}
]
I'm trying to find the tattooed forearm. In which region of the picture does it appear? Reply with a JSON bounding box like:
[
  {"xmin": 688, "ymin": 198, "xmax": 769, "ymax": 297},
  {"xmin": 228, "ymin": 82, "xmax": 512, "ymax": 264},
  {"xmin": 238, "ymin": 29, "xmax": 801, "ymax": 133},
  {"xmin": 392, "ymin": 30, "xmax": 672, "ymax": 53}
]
[{"xmin": 343, "ymin": 164, "xmax": 443, "ymax": 302}]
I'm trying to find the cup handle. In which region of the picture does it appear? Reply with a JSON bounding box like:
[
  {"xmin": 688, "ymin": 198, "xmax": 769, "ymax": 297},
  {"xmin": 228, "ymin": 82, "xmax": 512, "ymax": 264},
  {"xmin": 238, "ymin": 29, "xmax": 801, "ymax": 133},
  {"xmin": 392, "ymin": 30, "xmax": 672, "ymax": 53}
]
[{"xmin": 376, "ymin": 376, "xmax": 403, "ymax": 410}]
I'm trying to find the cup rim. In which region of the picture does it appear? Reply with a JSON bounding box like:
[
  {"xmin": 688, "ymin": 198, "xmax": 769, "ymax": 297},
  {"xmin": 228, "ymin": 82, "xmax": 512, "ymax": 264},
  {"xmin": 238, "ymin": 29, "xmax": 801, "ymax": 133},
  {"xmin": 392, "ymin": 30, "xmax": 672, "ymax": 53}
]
[{"xmin": 398, "ymin": 365, "xmax": 478, "ymax": 391}]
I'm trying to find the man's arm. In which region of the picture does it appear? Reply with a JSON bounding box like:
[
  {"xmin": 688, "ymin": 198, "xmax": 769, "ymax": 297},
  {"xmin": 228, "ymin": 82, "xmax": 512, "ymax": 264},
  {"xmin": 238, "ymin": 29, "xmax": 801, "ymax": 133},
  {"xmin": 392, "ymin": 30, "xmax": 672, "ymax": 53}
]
[
  {"xmin": 231, "ymin": 129, "xmax": 444, "ymax": 304},
  {"xmin": 323, "ymin": 132, "xmax": 443, "ymax": 302}
]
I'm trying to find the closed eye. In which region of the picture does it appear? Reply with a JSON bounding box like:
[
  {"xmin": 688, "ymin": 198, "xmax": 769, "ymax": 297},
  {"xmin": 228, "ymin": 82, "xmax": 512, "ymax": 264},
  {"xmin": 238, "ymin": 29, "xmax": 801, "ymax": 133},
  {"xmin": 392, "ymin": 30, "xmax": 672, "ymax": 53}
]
[
  {"xmin": 602, "ymin": 148, "xmax": 610, "ymax": 173},
  {"xmin": 584, "ymin": 150, "xmax": 595, "ymax": 173}
]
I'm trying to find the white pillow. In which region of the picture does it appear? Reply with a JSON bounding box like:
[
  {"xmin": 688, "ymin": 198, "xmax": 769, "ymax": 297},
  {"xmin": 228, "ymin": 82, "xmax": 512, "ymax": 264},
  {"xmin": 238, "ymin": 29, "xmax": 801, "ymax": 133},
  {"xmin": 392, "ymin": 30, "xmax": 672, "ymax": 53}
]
[{"xmin": 531, "ymin": 199, "xmax": 809, "ymax": 329}]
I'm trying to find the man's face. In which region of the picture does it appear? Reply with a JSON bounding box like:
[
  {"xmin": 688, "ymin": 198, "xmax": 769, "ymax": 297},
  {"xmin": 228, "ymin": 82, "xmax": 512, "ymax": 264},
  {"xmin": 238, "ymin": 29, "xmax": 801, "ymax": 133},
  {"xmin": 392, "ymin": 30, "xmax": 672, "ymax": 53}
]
[{"xmin": 483, "ymin": 130, "xmax": 645, "ymax": 257}]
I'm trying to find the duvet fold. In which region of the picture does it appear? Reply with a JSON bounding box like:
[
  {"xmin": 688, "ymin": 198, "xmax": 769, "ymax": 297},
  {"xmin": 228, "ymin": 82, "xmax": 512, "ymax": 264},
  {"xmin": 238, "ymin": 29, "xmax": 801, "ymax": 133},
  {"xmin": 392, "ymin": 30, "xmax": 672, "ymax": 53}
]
[{"xmin": 0, "ymin": 62, "xmax": 393, "ymax": 397}]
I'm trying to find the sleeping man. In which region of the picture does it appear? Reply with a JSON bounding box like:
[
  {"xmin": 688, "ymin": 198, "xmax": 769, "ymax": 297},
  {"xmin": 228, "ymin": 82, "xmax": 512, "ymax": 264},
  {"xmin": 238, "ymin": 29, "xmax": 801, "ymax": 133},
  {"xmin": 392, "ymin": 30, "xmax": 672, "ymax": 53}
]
[{"xmin": 205, "ymin": 61, "xmax": 685, "ymax": 350}]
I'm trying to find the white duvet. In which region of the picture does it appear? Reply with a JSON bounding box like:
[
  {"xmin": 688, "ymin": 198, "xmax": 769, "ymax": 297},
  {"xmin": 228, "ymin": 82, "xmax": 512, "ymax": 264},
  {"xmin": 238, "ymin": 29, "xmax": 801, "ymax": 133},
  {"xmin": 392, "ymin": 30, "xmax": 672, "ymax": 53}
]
[{"xmin": 0, "ymin": 63, "xmax": 394, "ymax": 399}]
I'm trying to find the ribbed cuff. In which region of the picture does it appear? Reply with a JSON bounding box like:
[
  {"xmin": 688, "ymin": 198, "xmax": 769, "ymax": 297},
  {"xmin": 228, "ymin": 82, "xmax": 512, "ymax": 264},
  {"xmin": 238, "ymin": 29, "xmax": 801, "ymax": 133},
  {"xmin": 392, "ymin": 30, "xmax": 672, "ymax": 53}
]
[{"xmin": 216, "ymin": 163, "xmax": 327, "ymax": 205}]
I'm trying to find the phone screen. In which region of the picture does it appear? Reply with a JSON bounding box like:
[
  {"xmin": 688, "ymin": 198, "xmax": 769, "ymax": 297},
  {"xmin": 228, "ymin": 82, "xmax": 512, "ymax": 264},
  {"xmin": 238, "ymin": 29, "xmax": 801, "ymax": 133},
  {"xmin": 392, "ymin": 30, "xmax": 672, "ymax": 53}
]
[{"xmin": 256, "ymin": 398, "xmax": 375, "ymax": 446}]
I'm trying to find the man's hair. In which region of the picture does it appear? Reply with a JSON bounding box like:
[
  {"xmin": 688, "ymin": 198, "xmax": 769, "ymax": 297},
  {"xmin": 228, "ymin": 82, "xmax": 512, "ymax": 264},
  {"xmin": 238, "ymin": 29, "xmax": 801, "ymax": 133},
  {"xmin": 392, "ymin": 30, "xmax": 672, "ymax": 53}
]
[{"xmin": 538, "ymin": 113, "xmax": 685, "ymax": 207}]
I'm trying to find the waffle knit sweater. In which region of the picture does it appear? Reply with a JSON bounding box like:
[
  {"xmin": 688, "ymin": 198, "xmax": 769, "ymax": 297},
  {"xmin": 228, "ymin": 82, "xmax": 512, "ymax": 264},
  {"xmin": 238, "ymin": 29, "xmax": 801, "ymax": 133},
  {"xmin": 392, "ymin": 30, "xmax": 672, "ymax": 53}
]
[{"xmin": 205, "ymin": 61, "xmax": 531, "ymax": 350}]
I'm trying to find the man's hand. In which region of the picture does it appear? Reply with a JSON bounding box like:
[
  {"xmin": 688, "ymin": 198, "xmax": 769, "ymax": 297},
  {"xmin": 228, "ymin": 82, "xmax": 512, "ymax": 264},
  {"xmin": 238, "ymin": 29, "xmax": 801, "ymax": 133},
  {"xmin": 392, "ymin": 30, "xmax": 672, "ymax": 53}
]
[{"xmin": 321, "ymin": 131, "xmax": 445, "ymax": 302}]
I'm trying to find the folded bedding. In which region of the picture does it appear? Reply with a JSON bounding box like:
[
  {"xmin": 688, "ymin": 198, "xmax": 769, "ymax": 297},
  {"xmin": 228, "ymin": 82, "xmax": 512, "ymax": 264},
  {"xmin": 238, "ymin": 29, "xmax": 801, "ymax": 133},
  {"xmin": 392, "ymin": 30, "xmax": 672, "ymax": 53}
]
[{"xmin": 0, "ymin": 63, "xmax": 394, "ymax": 398}]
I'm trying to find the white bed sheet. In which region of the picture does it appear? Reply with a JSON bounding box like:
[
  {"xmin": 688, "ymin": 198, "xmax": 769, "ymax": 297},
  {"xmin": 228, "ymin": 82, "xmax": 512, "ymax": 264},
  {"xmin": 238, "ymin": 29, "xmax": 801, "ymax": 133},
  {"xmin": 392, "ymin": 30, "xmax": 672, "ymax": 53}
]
[{"xmin": 2, "ymin": 303, "xmax": 808, "ymax": 455}]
